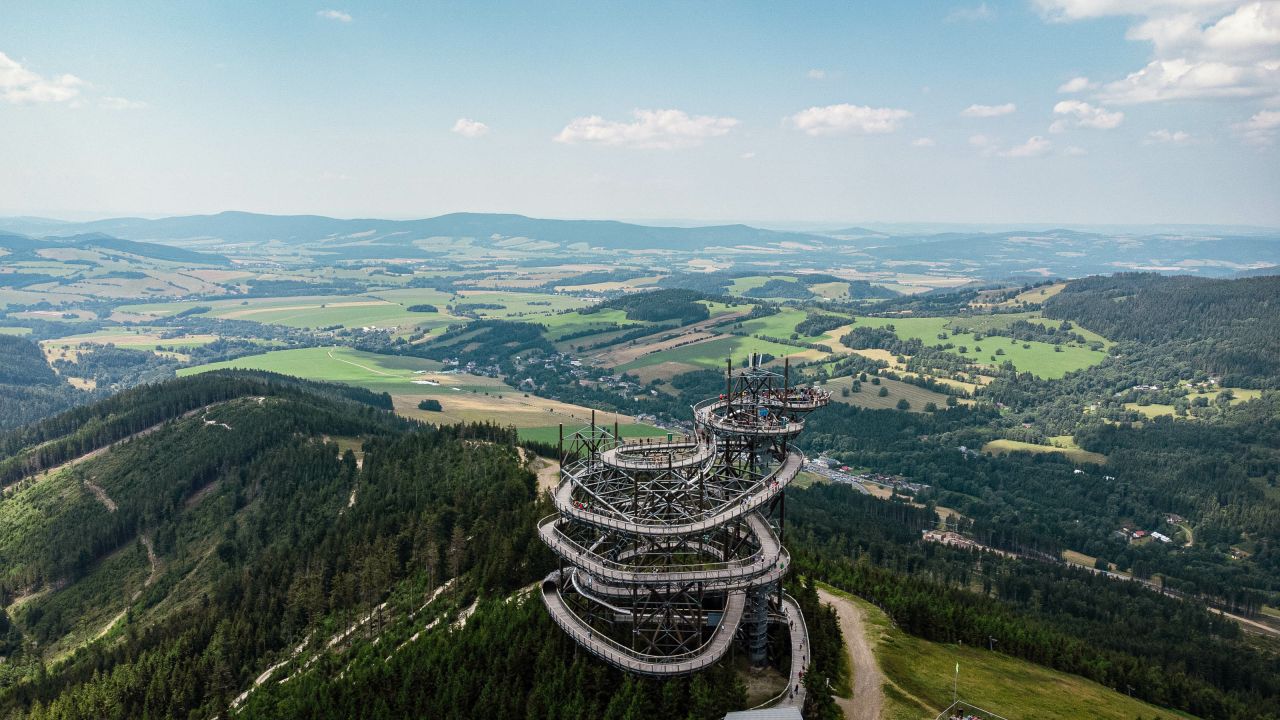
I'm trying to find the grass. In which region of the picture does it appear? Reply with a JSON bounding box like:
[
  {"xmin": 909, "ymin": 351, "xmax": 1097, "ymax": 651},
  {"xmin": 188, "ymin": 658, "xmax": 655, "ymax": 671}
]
[
  {"xmin": 615, "ymin": 335, "xmax": 813, "ymax": 373},
  {"xmin": 817, "ymin": 583, "xmax": 1196, "ymax": 720},
  {"xmin": 180, "ymin": 347, "xmax": 446, "ymax": 393},
  {"xmin": 180, "ymin": 347, "xmax": 661, "ymax": 432},
  {"xmin": 851, "ymin": 314, "xmax": 1108, "ymax": 380},
  {"xmin": 1124, "ymin": 388, "xmax": 1264, "ymax": 418},
  {"xmin": 121, "ymin": 291, "xmax": 462, "ymax": 333},
  {"xmin": 0, "ymin": 326, "xmax": 32, "ymax": 335},
  {"xmin": 820, "ymin": 375, "xmax": 951, "ymax": 413},
  {"xmin": 735, "ymin": 308, "xmax": 848, "ymax": 342},
  {"xmin": 982, "ymin": 439, "xmax": 1107, "ymax": 465}
]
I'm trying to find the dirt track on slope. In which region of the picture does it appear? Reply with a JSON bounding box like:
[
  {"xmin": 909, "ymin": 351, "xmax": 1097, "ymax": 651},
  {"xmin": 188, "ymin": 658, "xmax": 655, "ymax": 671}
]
[{"xmin": 817, "ymin": 587, "xmax": 885, "ymax": 720}]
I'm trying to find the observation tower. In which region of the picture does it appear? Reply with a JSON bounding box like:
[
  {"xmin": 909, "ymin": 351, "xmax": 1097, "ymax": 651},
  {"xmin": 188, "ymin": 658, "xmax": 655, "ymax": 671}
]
[{"xmin": 539, "ymin": 354, "xmax": 828, "ymax": 678}]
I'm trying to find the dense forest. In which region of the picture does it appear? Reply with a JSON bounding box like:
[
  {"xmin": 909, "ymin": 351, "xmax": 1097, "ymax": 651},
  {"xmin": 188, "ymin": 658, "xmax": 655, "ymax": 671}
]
[
  {"xmin": 0, "ymin": 375, "xmax": 843, "ymax": 719},
  {"xmin": 0, "ymin": 336, "xmax": 82, "ymax": 432}
]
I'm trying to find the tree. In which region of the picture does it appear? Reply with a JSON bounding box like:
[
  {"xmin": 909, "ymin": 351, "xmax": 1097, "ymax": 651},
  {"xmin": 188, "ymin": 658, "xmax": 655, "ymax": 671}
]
[
  {"xmin": 896, "ymin": 399, "xmax": 911, "ymax": 410},
  {"xmin": 877, "ymin": 387, "xmax": 889, "ymax": 397},
  {"xmin": 417, "ymin": 399, "xmax": 443, "ymax": 412}
]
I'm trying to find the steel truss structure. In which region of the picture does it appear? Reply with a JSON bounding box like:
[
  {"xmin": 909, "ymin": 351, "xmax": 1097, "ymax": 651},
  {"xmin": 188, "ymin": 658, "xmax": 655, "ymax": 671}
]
[{"xmin": 540, "ymin": 354, "xmax": 829, "ymax": 675}]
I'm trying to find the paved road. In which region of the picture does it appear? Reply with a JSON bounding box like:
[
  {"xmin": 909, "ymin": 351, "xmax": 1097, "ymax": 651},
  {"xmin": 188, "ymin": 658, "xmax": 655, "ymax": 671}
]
[{"xmin": 817, "ymin": 587, "xmax": 885, "ymax": 720}]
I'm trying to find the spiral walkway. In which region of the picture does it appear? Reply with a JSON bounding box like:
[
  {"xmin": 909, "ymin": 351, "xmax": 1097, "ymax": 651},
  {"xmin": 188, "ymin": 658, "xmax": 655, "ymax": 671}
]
[{"xmin": 540, "ymin": 355, "xmax": 828, "ymax": 677}]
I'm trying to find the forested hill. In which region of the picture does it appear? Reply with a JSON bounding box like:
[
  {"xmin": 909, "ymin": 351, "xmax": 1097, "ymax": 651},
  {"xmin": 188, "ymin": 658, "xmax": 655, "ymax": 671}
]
[
  {"xmin": 0, "ymin": 373, "xmax": 757, "ymax": 719},
  {"xmin": 0, "ymin": 336, "xmax": 81, "ymax": 432},
  {"xmin": 1045, "ymin": 273, "xmax": 1280, "ymax": 386}
]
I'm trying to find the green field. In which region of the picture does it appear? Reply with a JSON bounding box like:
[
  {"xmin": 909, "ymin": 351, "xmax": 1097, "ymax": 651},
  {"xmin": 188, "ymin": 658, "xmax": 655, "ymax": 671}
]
[
  {"xmin": 982, "ymin": 438, "xmax": 1107, "ymax": 464},
  {"xmin": 819, "ymin": 584, "xmax": 1194, "ymax": 720},
  {"xmin": 735, "ymin": 308, "xmax": 848, "ymax": 342},
  {"xmin": 820, "ymin": 375, "xmax": 951, "ymax": 413},
  {"xmin": 180, "ymin": 347, "xmax": 447, "ymax": 393},
  {"xmin": 181, "ymin": 347, "xmax": 665, "ymax": 432},
  {"xmin": 120, "ymin": 291, "xmax": 461, "ymax": 332},
  {"xmin": 1124, "ymin": 388, "xmax": 1264, "ymax": 418},
  {"xmin": 0, "ymin": 326, "xmax": 32, "ymax": 335},
  {"xmin": 852, "ymin": 315, "xmax": 1107, "ymax": 379},
  {"xmin": 615, "ymin": 334, "xmax": 813, "ymax": 373}
]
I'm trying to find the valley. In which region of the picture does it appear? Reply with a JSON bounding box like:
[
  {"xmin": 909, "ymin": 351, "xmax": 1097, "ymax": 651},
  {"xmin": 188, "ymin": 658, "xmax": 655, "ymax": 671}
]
[{"xmin": 1, "ymin": 214, "xmax": 1278, "ymax": 720}]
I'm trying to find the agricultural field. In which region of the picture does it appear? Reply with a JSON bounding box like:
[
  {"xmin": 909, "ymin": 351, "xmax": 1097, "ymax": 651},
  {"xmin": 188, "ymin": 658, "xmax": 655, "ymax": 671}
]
[
  {"xmin": 121, "ymin": 291, "xmax": 461, "ymax": 333},
  {"xmin": 981, "ymin": 438, "xmax": 1107, "ymax": 465},
  {"xmin": 615, "ymin": 334, "xmax": 812, "ymax": 376},
  {"xmin": 734, "ymin": 308, "xmax": 849, "ymax": 342},
  {"xmin": 180, "ymin": 346, "xmax": 660, "ymax": 433},
  {"xmin": 1124, "ymin": 388, "xmax": 1264, "ymax": 418},
  {"xmin": 819, "ymin": 374, "xmax": 952, "ymax": 413},
  {"xmin": 851, "ymin": 314, "xmax": 1108, "ymax": 379},
  {"xmin": 41, "ymin": 329, "xmax": 224, "ymax": 352},
  {"xmin": 817, "ymin": 585, "xmax": 1195, "ymax": 720}
]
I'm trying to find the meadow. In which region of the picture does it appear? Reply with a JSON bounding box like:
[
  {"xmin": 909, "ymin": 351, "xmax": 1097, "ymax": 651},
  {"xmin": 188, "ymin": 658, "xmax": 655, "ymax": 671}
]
[
  {"xmin": 851, "ymin": 314, "xmax": 1108, "ymax": 379},
  {"xmin": 180, "ymin": 347, "xmax": 661, "ymax": 433},
  {"xmin": 981, "ymin": 438, "xmax": 1107, "ymax": 465},
  {"xmin": 615, "ymin": 334, "xmax": 813, "ymax": 375},
  {"xmin": 819, "ymin": 584, "xmax": 1195, "ymax": 720},
  {"xmin": 819, "ymin": 375, "xmax": 952, "ymax": 413}
]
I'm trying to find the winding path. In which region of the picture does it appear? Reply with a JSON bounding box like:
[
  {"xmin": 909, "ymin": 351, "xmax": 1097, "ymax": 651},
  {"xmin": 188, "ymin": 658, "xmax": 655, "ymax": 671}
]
[{"xmin": 817, "ymin": 587, "xmax": 885, "ymax": 720}]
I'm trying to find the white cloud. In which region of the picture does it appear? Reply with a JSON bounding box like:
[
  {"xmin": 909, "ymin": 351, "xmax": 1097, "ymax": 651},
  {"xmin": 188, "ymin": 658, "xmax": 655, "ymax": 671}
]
[
  {"xmin": 961, "ymin": 102, "xmax": 1017, "ymax": 117},
  {"xmin": 0, "ymin": 51, "xmax": 82, "ymax": 104},
  {"xmin": 1100, "ymin": 57, "xmax": 1280, "ymax": 102},
  {"xmin": 101, "ymin": 96, "xmax": 146, "ymax": 110},
  {"xmin": 1235, "ymin": 108, "xmax": 1280, "ymax": 143},
  {"xmin": 969, "ymin": 134, "xmax": 993, "ymax": 147},
  {"xmin": 948, "ymin": 3, "xmax": 995, "ymax": 21},
  {"xmin": 317, "ymin": 9, "xmax": 352, "ymax": 22},
  {"xmin": 451, "ymin": 118, "xmax": 490, "ymax": 138},
  {"xmin": 786, "ymin": 103, "xmax": 912, "ymax": 136},
  {"xmin": 1033, "ymin": 1, "xmax": 1241, "ymax": 22},
  {"xmin": 1050, "ymin": 99, "xmax": 1125, "ymax": 131},
  {"xmin": 807, "ymin": 69, "xmax": 828, "ymax": 79},
  {"xmin": 1063, "ymin": 145, "xmax": 1089, "ymax": 155},
  {"xmin": 912, "ymin": 137, "xmax": 936, "ymax": 147},
  {"xmin": 1058, "ymin": 76, "xmax": 1097, "ymax": 92},
  {"xmin": 741, "ymin": 151, "xmax": 757, "ymax": 159},
  {"xmin": 555, "ymin": 109, "xmax": 738, "ymax": 149},
  {"xmin": 1000, "ymin": 135, "xmax": 1053, "ymax": 157},
  {"xmin": 1037, "ymin": 2, "xmax": 1280, "ymax": 104},
  {"xmin": 1146, "ymin": 128, "xmax": 1193, "ymax": 143}
]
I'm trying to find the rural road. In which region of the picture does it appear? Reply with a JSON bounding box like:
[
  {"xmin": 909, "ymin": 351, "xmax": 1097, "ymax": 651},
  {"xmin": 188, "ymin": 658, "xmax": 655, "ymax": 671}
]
[{"xmin": 817, "ymin": 587, "xmax": 885, "ymax": 720}]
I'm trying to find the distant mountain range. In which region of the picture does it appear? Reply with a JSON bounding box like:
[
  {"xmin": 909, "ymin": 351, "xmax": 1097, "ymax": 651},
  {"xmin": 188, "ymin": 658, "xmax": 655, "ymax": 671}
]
[
  {"xmin": 0, "ymin": 211, "xmax": 825, "ymax": 253},
  {"xmin": 1, "ymin": 211, "xmax": 1278, "ymax": 278},
  {"xmin": 0, "ymin": 231, "xmax": 231, "ymax": 267}
]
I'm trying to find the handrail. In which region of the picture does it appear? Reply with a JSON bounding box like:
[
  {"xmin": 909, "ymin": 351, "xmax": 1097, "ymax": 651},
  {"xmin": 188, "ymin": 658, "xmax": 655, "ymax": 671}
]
[
  {"xmin": 553, "ymin": 451, "xmax": 804, "ymax": 536},
  {"xmin": 540, "ymin": 513, "xmax": 791, "ymax": 592},
  {"xmin": 541, "ymin": 572, "xmax": 746, "ymax": 675},
  {"xmin": 749, "ymin": 592, "xmax": 809, "ymax": 710}
]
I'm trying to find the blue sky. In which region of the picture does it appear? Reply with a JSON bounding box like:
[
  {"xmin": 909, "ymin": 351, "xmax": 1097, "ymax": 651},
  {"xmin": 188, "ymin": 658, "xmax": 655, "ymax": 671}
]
[{"xmin": 2, "ymin": 0, "xmax": 1278, "ymax": 225}]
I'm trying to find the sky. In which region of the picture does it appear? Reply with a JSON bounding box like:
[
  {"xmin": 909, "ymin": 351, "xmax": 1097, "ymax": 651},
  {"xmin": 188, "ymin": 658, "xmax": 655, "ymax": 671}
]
[{"xmin": 2, "ymin": 0, "xmax": 1278, "ymax": 226}]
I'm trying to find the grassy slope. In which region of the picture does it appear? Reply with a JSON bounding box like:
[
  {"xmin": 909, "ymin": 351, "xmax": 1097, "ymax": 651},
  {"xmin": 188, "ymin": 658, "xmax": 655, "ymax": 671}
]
[
  {"xmin": 181, "ymin": 347, "xmax": 662, "ymax": 433},
  {"xmin": 818, "ymin": 584, "xmax": 1195, "ymax": 720},
  {"xmin": 852, "ymin": 314, "xmax": 1107, "ymax": 380},
  {"xmin": 820, "ymin": 375, "xmax": 951, "ymax": 413},
  {"xmin": 981, "ymin": 438, "xmax": 1108, "ymax": 465}
]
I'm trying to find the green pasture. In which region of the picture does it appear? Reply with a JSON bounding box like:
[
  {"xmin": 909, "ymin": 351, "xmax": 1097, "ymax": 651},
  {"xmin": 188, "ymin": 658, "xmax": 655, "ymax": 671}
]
[
  {"xmin": 851, "ymin": 315, "xmax": 1107, "ymax": 379},
  {"xmin": 616, "ymin": 335, "xmax": 813, "ymax": 373}
]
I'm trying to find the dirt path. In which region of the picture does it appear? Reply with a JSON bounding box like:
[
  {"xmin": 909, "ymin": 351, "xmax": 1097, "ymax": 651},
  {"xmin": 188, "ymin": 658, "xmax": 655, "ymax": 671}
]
[
  {"xmin": 130, "ymin": 534, "xmax": 161, "ymax": 602},
  {"xmin": 84, "ymin": 478, "xmax": 118, "ymax": 512},
  {"xmin": 818, "ymin": 587, "xmax": 885, "ymax": 720},
  {"xmin": 326, "ymin": 347, "xmax": 395, "ymax": 376}
]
